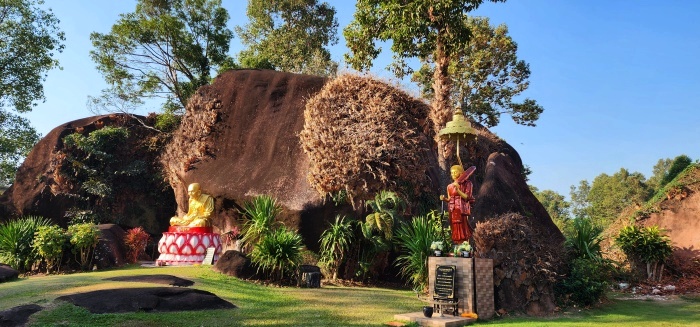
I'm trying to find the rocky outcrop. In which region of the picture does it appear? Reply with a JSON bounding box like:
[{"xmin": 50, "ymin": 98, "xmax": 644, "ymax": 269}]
[{"xmin": 0, "ymin": 115, "xmax": 175, "ymax": 234}]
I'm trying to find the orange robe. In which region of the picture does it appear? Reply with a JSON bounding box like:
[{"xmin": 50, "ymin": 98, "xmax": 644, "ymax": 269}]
[{"xmin": 447, "ymin": 179, "xmax": 474, "ymax": 244}]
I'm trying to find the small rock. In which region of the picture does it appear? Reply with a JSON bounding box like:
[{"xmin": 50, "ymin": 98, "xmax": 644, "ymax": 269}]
[
  {"xmin": 618, "ymin": 282, "xmax": 629, "ymax": 290},
  {"xmin": 663, "ymin": 285, "xmax": 676, "ymax": 292},
  {"xmin": 651, "ymin": 288, "xmax": 661, "ymax": 295}
]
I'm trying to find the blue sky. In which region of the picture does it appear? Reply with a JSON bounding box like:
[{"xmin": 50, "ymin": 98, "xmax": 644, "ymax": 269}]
[{"xmin": 25, "ymin": 1, "xmax": 700, "ymax": 199}]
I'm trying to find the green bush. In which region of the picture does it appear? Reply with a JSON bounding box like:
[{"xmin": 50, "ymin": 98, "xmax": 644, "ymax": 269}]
[
  {"xmin": 240, "ymin": 195, "xmax": 281, "ymax": 248},
  {"xmin": 565, "ymin": 218, "xmax": 604, "ymax": 262},
  {"xmin": 250, "ymin": 226, "xmax": 303, "ymax": 283},
  {"xmin": 319, "ymin": 215, "xmax": 354, "ymax": 280},
  {"xmin": 32, "ymin": 225, "xmax": 67, "ymax": 273},
  {"xmin": 0, "ymin": 216, "xmax": 51, "ymax": 271},
  {"xmin": 616, "ymin": 225, "xmax": 672, "ymax": 281},
  {"xmin": 67, "ymin": 223, "xmax": 99, "ymax": 269},
  {"xmin": 394, "ymin": 212, "xmax": 443, "ymax": 292},
  {"xmin": 557, "ymin": 257, "xmax": 609, "ymax": 307}
]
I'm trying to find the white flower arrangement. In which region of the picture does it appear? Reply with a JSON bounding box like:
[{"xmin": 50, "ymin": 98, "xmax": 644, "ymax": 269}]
[
  {"xmin": 430, "ymin": 241, "xmax": 445, "ymax": 251},
  {"xmin": 456, "ymin": 241, "xmax": 471, "ymax": 253}
]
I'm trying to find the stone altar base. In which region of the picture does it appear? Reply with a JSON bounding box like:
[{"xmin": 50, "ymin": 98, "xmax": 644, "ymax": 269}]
[
  {"xmin": 427, "ymin": 257, "xmax": 494, "ymax": 319},
  {"xmin": 156, "ymin": 227, "xmax": 222, "ymax": 265},
  {"xmin": 393, "ymin": 312, "xmax": 475, "ymax": 327}
]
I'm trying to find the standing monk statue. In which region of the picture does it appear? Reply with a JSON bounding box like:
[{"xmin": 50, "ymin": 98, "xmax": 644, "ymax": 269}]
[
  {"xmin": 440, "ymin": 165, "xmax": 476, "ymax": 244},
  {"xmin": 170, "ymin": 183, "xmax": 214, "ymax": 227}
]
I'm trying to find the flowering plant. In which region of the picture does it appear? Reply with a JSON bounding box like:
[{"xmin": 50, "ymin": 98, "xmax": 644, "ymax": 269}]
[
  {"xmin": 455, "ymin": 241, "xmax": 471, "ymax": 253},
  {"xmin": 430, "ymin": 241, "xmax": 444, "ymax": 251}
]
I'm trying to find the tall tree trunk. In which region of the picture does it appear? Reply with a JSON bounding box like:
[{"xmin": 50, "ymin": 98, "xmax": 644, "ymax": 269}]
[{"xmin": 431, "ymin": 40, "xmax": 454, "ymax": 191}]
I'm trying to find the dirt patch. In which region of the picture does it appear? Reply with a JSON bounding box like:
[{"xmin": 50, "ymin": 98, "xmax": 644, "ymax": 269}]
[
  {"xmin": 55, "ymin": 287, "xmax": 235, "ymax": 313},
  {"xmin": 0, "ymin": 304, "xmax": 42, "ymax": 327},
  {"xmin": 103, "ymin": 274, "xmax": 194, "ymax": 287}
]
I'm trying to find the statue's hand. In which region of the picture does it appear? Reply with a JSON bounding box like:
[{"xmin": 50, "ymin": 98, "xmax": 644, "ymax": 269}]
[{"xmin": 440, "ymin": 195, "xmax": 446, "ymax": 201}]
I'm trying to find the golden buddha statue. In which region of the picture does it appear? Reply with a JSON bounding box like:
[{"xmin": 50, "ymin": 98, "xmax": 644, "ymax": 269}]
[{"xmin": 170, "ymin": 183, "xmax": 214, "ymax": 227}]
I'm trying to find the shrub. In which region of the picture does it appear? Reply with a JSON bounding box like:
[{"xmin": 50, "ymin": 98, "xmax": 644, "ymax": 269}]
[
  {"xmin": 557, "ymin": 257, "xmax": 609, "ymax": 307},
  {"xmin": 124, "ymin": 227, "xmax": 150, "ymax": 263},
  {"xmin": 67, "ymin": 223, "xmax": 100, "ymax": 269},
  {"xmin": 0, "ymin": 216, "xmax": 51, "ymax": 271},
  {"xmin": 250, "ymin": 226, "xmax": 303, "ymax": 283},
  {"xmin": 615, "ymin": 225, "xmax": 672, "ymax": 281},
  {"xmin": 394, "ymin": 213, "xmax": 443, "ymax": 292},
  {"xmin": 32, "ymin": 225, "xmax": 67, "ymax": 273},
  {"xmin": 240, "ymin": 195, "xmax": 281, "ymax": 248},
  {"xmin": 319, "ymin": 215, "xmax": 354, "ymax": 280},
  {"xmin": 364, "ymin": 190, "xmax": 405, "ymax": 240},
  {"xmin": 565, "ymin": 218, "xmax": 604, "ymax": 262}
]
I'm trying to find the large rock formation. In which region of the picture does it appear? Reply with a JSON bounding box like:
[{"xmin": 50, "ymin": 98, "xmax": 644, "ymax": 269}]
[
  {"xmin": 0, "ymin": 114, "xmax": 175, "ymax": 234},
  {"xmin": 2, "ymin": 69, "xmax": 564, "ymax": 314},
  {"xmin": 160, "ymin": 69, "xmax": 331, "ymax": 245}
]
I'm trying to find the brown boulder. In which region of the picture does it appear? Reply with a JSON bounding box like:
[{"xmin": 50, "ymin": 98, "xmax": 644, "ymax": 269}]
[
  {"xmin": 160, "ymin": 69, "xmax": 330, "ymax": 244},
  {"xmin": 0, "ymin": 264, "xmax": 18, "ymax": 283},
  {"xmin": 93, "ymin": 224, "xmax": 127, "ymax": 269},
  {"xmin": 0, "ymin": 115, "xmax": 175, "ymax": 234},
  {"xmin": 212, "ymin": 250, "xmax": 258, "ymax": 279}
]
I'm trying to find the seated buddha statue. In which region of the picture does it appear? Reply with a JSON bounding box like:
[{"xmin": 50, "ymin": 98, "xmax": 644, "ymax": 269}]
[{"xmin": 170, "ymin": 183, "xmax": 214, "ymax": 227}]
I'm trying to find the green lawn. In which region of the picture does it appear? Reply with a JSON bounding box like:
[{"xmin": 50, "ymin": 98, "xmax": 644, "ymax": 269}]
[{"xmin": 1, "ymin": 265, "xmax": 698, "ymax": 326}]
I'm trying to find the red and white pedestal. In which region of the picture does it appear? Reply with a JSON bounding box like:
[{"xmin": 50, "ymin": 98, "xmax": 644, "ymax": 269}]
[{"xmin": 156, "ymin": 226, "xmax": 222, "ymax": 266}]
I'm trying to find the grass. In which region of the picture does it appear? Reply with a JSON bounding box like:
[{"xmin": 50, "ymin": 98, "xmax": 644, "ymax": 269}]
[{"xmin": 1, "ymin": 265, "xmax": 699, "ymax": 326}]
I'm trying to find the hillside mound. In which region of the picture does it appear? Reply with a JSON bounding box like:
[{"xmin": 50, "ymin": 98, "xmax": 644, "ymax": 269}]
[{"xmin": 604, "ymin": 164, "xmax": 700, "ymax": 283}]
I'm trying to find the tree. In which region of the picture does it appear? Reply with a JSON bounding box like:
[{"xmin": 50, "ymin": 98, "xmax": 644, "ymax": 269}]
[
  {"xmin": 646, "ymin": 157, "xmax": 673, "ymax": 192},
  {"xmin": 236, "ymin": 0, "xmax": 339, "ymax": 76},
  {"xmin": 530, "ymin": 186, "xmax": 571, "ymax": 234},
  {"xmin": 413, "ymin": 17, "xmax": 542, "ymax": 127},
  {"xmin": 659, "ymin": 154, "xmax": 692, "ymax": 188},
  {"xmin": 0, "ymin": 0, "xmax": 64, "ymax": 113},
  {"xmin": 90, "ymin": 0, "xmax": 233, "ymax": 118},
  {"xmin": 0, "ymin": 0, "xmax": 64, "ymax": 186},
  {"xmin": 587, "ymin": 168, "xmax": 651, "ymax": 228},
  {"xmin": 0, "ymin": 113, "xmax": 40, "ymax": 186},
  {"xmin": 569, "ymin": 180, "xmax": 591, "ymax": 219},
  {"xmin": 344, "ymin": 0, "xmax": 505, "ymax": 187}
]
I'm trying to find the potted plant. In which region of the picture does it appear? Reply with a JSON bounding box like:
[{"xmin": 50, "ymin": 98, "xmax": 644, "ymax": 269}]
[
  {"xmin": 455, "ymin": 241, "xmax": 471, "ymax": 257},
  {"xmin": 430, "ymin": 241, "xmax": 444, "ymax": 256}
]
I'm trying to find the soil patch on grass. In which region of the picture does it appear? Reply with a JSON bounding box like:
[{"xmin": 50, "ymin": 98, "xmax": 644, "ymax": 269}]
[
  {"xmin": 55, "ymin": 287, "xmax": 235, "ymax": 313},
  {"xmin": 103, "ymin": 274, "xmax": 194, "ymax": 287},
  {"xmin": 0, "ymin": 304, "xmax": 42, "ymax": 327}
]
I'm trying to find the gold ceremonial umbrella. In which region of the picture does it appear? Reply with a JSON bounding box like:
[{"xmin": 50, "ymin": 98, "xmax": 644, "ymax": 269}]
[{"xmin": 438, "ymin": 108, "xmax": 477, "ymax": 168}]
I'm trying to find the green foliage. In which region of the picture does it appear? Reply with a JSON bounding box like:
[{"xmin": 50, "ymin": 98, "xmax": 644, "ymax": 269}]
[
  {"xmin": 319, "ymin": 215, "xmax": 354, "ymax": 280},
  {"xmin": 63, "ymin": 208, "xmax": 99, "ymax": 225},
  {"xmin": 250, "ymin": 226, "xmax": 303, "ymax": 283},
  {"xmin": 557, "ymin": 257, "xmax": 608, "ymax": 307},
  {"xmin": 0, "ymin": 0, "xmax": 65, "ymax": 113},
  {"xmin": 67, "ymin": 223, "xmax": 99, "ymax": 269},
  {"xmin": 573, "ymin": 168, "xmax": 651, "ymax": 228},
  {"xmin": 616, "ymin": 225, "xmax": 673, "ymax": 281},
  {"xmin": 364, "ymin": 190, "xmax": 406, "ymax": 240},
  {"xmin": 89, "ymin": 0, "xmax": 233, "ymax": 115},
  {"xmin": 240, "ymin": 195, "xmax": 282, "ymax": 248},
  {"xmin": 394, "ymin": 213, "xmax": 443, "ymax": 292},
  {"xmin": 32, "ymin": 224, "xmax": 67, "ymax": 273},
  {"xmin": 659, "ymin": 154, "xmax": 693, "ymax": 188},
  {"xmin": 565, "ymin": 218, "xmax": 604, "ymax": 262},
  {"xmin": 0, "ymin": 111, "xmax": 40, "ymax": 186},
  {"xmin": 124, "ymin": 226, "xmax": 150, "ymax": 263},
  {"xmin": 413, "ymin": 16, "xmax": 542, "ymax": 127},
  {"xmin": 531, "ymin": 186, "xmax": 572, "ymax": 233},
  {"xmin": 236, "ymin": 0, "xmax": 339, "ymax": 76},
  {"xmin": 0, "ymin": 216, "xmax": 51, "ymax": 271}
]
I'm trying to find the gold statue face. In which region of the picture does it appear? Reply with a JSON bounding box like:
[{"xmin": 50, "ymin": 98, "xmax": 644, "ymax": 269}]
[
  {"xmin": 450, "ymin": 165, "xmax": 464, "ymax": 181},
  {"xmin": 187, "ymin": 183, "xmax": 201, "ymax": 198}
]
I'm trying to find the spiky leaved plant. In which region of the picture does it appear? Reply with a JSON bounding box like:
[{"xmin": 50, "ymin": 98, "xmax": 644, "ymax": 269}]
[
  {"xmin": 319, "ymin": 215, "xmax": 354, "ymax": 280},
  {"xmin": 394, "ymin": 212, "xmax": 443, "ymax": 292},
  {"xmin": 250, "ymin": 226, "xmax": 303, "ymax": 283},
  {"xmin": 0, "ymin": 216, "xmax": 51, "ymax": 271},
  {"xmin": 240, "ymin": 195, "xmax": 282, "ymax": 249}
]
